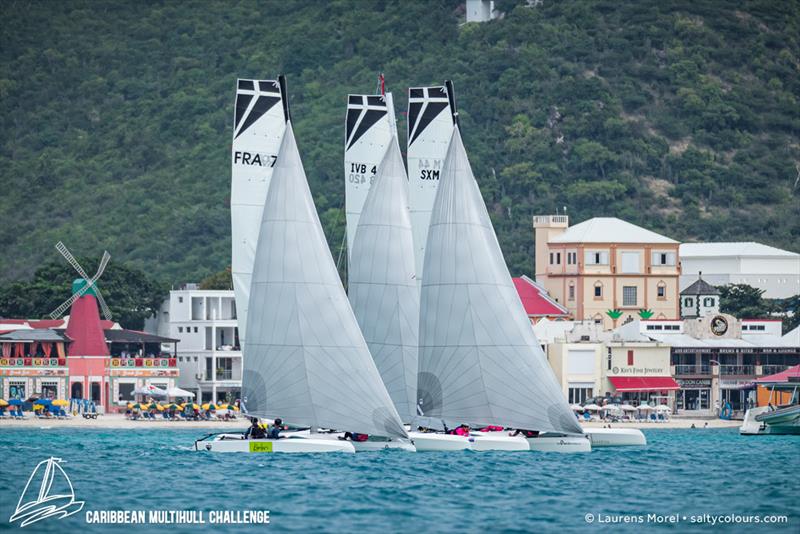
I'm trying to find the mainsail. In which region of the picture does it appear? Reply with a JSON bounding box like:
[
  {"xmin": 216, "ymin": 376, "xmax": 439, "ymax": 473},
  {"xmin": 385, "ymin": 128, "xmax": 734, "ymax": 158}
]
[
  {"xmin": 242, "ymin": 121, "xmax": 407, "ymax": 440},
  {"xmin": 231, "ymin": 78, "xmax": 288, "ymax": 350},
  {"xmin": 406, "ymin": 82, "xmax": 457, "ymax": 286},
  {"xmin": 348, "ymin": 139, "xmax": 419, "ymax": 422},
  {"xmin": 417, "ymin": 127, "xmax": 583, "ymax": 435},
  {"xmin": 344, "ymin": 92, "xmax": 397, "ymax": 262}
]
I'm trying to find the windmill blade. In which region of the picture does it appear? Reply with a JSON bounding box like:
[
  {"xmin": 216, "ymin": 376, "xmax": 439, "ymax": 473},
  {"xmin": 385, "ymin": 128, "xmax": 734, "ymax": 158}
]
[
  {"xmin": 93, "ymin": 251, "xmax": 111, "ymax": 280},
  {"xmin": 55, "ymin": 241, "xmax": 90, "ymax": 280},
  {"xmin": 49, "ymin": 285, "xmax": 89, "ymax": 319},
  {"xmin": 95, "ymin": 290, "xmax": 113, "ymax": 321}
]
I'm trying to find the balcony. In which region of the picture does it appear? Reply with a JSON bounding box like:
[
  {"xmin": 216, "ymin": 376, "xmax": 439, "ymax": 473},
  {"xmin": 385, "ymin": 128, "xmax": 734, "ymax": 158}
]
[
  {"xmin": 720, "ymin": 365, "xmax": 755, "ymax": 376},
  {"xmin": 674, "ymin": 364, "xmax": 711, "ymax": 375},
  {"xmin": 760, "ymin": 365, "xmax": 789, "ymax": 376}
]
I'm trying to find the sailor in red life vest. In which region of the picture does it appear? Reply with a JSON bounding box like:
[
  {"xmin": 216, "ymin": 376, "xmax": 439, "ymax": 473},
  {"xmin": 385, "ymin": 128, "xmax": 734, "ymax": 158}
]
[
  {"xmin": 509, "ymin": 429, "xmax": 539, "ymax": 438},
  {"xmin": 479, "ymin": 425, "xmax": 504, "ymax": 432},
  {"xmin": 450, "ymin": 424, "xmax": 470, "ymax": 437},
  {"xmin": 339, "ymin": 432, "xmax": 369, "ymax": 442}
]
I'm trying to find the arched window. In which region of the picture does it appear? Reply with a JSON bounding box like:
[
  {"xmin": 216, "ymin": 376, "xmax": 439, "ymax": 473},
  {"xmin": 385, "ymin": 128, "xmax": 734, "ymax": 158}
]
[
  {"xmin": 704, "ymin": 297, "xmax": 715, "ymax": 307},
  {"xmin": 593, "ymin": 313, "xmax": 603, "ymax": 325},
  {"xmin": 657, "ymin": 281, "xmax": 667, "ymax": 299},
  {"xmin": 593, "ymin": 281, "xmax": 603, "ymax": 299}
]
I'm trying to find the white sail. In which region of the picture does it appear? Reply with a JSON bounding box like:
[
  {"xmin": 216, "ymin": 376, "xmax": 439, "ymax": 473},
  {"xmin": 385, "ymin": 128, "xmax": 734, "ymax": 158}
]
[
  {"xmin": 417, "ymin": 127, "xmax": 583, "ymax": 435},
  {"xmin": 344, "ymin": 93, "xmax": 396, "ymax": 261},
  {"xmin": 407, "ymin": 83, "xmax": 456, "ymax": 286},
  {"xmin": 243, "ymin": 122, "xmax": 407, "ymax": 440},
  {"xmin": 231, "ymin": 78, "xmax": 288, "ymax": 350},
  {"xmin": 348, "ymin": 139, "xmax": 419, "ymax": 422}
]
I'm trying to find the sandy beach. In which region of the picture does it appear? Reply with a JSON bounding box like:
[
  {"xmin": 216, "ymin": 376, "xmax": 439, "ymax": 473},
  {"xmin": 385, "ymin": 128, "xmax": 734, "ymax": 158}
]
[{"xmin": 0, "ymin": 413, "xmax": 742, "ymax": 430}]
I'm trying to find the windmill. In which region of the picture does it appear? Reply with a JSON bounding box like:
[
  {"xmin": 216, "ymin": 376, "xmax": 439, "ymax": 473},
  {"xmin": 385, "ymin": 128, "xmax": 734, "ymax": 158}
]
[{"xmin": 49, "ymin": 242, "xmax": 113, "ymax": 320}]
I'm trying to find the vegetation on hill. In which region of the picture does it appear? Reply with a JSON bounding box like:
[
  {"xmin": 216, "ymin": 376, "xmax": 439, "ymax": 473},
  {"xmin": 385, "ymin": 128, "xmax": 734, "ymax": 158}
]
[
  {"xmin": 0, "ymin": 259, "xmax": 164, "ymax": 329},
  {"xmin": 1, "ymin": 0, "xmax": 798, "ymax": 288}
]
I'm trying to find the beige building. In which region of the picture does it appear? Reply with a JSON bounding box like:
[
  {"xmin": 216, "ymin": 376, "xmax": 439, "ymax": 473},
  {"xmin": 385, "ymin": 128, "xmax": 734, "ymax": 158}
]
[
  {"xmin": 542, "ymin": 321, "xmax": 676, "ymax": 406},
  {"xmin": 534, "ymin": 216, "xmax": 681, "ymax": 329}
]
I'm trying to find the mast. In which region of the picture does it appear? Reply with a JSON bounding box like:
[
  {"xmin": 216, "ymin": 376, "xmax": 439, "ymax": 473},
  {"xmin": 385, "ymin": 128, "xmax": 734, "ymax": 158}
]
[
  {"xmin": 343, "ymin": 77, "xmax": 396, "ymax": 267},
  {"xmin": 417, "ymin": 126, "xmax": 583, "ymax": 435},
  {"xmin": 243, "ymin": 120, "xmax": 407, "ymax": 439},
  {"xmin": 230, "ymin": 78, "xmax": 288, "ymax": 351},
  {"xmin": 348, "ymin": 139, "xmax": 419, "ymax": 422},
  {"xmin": 406, "ymin": 82, "xmax": 457, "ymax": 287}
]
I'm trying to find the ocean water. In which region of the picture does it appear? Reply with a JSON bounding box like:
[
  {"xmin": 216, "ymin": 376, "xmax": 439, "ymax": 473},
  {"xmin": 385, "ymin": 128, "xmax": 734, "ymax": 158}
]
[{"xmin": 0, "ymin": 427, "xmax": 797, "ymax": 533}]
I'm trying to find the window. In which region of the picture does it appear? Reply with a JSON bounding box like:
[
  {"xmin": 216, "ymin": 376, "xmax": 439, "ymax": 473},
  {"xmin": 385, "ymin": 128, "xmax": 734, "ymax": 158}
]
[
  {"xmin": 568, "ymin": 283, "xmax": 575, "ymax": 301},
  {"xmin": 666, "ymin": 324, "xmax": 679, "ymax": 331},
  {"xmin": 607, "ymin": 347, "xmax": 612, "ymax": 370},
  {"xmin": 568, "ymin": 387, "xmax": 593, "ymax": 404},
  {"xmin": 556, "ymin": 252, "xmax": 561, "ymax": 264},
  {"xmin": 657, "ymin": 282, "xmax": 666, "ymax": 299},
  {"xmin": 549, "ymin": 252, "xmax": 554, "ymax": 265},
  {"xmin": 118, "ymin": 383, "xmax": 135, "ymax": 401},
  {"xmin": 684, "ymin": 297, "xmax": 694, "ymax": 308},
  {"xmin": 651, "ymin": 252, "xmax": 676, "ymax": 266},
  {"xmin": 178, "ymin": 327, "xmax": 183, "ymax": 333},
  {"xmin": 594, "ymin": 282, "xmax": 603, "ymax": 298},
  {"xmin": 703, "ymin": 298, "xmax": 715, "ymax": 307},
  {"xmin": 194, "ymin": 327, "xmax": 199, "ymax": 333},
  {"xmin": 585, "ymin": 251, "xmax": 609, "ymax": 265},
  {"xmin": 178, "ymin": 296, "xmax": 183, "ymax": 303},
  {"xmin": 621, "ymin": 252, "xmax": 640, "ymax": 274},
  {"xmin": 566, "ymin": 252, "xmax": 577, "ymax": 265},
  {"xmin": 627, "ymin": 350, "xmax": 634, "ymax": 366},
  {"xmin": 622, "ymin": 286, "xmax": 637, "ymax": 306}
]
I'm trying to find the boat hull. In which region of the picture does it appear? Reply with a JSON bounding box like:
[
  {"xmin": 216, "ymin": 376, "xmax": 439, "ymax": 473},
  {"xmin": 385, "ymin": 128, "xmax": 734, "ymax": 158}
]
[
  {"xmin": 741, "ymin": 406, "xmax": 800, "ymax": 435},
  {"xmin": 527, "ymin": 435, "xmax": 592, "ymax": 453},
  {"xmin": 468, "ymin": 432, "xmax": 530, "ymax": 451},
  {"xmin": 583, "ymin": 428, "xmax": 646, "ymax": 447},
  {"xmin": 195, "ymin": 436, "xmax": 356, "ymax": 453},
  {"xmin": 317, "ymin": 434, "xmax": 416, "ymax": 452},
  {"xmin": 407, "ymin": 432, "xmax": 471, "ymax": 451}
]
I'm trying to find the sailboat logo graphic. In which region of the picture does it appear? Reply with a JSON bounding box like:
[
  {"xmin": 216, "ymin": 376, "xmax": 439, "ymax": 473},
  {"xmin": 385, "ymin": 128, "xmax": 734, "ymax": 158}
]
[{"xmin": 10, "ymin": 457, "xmax": 84, "ymax": 528}]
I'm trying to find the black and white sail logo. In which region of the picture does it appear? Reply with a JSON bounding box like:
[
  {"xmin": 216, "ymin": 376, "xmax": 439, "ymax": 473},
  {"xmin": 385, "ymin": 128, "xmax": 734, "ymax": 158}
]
[
  {"xmin": 234, "ymin": 79, "xmax": 282, "ymax": 139},
  {"xmin": 10, "ymin": 457, "xmax": 84, "ymax": 528}
]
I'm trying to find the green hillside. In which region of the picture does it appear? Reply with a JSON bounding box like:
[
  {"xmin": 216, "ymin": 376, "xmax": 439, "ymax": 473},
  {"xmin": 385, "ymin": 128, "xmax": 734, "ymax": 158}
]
[{"xmin": 1, "ymin": 0, "xmax": 798, "ymax": 286}]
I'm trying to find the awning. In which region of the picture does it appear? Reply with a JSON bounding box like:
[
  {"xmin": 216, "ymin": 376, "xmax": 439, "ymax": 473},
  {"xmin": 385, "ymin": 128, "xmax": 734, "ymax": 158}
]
[
  {"xmin": 756, "ymin": 364, "xmax": 800, "ymax": 384},
  {"xmin": 609, "ymin": 376, "xmax": 680, "ymax": 392}
]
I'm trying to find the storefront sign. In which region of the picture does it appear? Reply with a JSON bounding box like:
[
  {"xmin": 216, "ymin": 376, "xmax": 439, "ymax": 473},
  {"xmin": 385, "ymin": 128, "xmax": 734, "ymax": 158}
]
[
  {"xmin": 720, "ymin": 379, "xmax": 754, "ymax": 389},
  {"xmin": 0, "ymin": 369, "xmax": 68, "ymax": 377},
  {"xmin": 610, "ymin": 366, "xmax": 667, "ymax": 376},
  {"xmin": 677, "ymin": 378, "xmax": 711, "ymax": 388},
  {"xmin": 108, "ymin": 369, "xmax": 179, "ymax": 377}
]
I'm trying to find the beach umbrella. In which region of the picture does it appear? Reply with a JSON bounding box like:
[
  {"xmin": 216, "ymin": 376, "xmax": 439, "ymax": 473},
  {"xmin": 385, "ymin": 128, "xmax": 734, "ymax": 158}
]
[
  {"xmin": 583, "ymin": 404, "xmax": 602, "ymax": 411},
  {"xmin": 52, "ymin": 399, "xmax": 69, "ymax": 407},
  {"xmin": 165, "ymin": 387, "xmax": 195, "ymax": 398},
  {"xmin": 131, "ymin": 403, "xmax": 142, "ymax": 410},
  {"xmin": 133, "ymin": 384, "xmax": 168, "ymax": 397},
  {"xmin": 620, "ymin": 404, "xmax": 637, "ymax": 411},
  {"xmin": 570, "ymin": 404, "xmax": 583, "ymax": 411},
  {"xmin": 127, "ymin": 402, "xmax": 134, "ymax": 409},
  {"xmin": 656, "ymin": 405, "xmax": 671, "ymax": 413},
  {"xmin": 0, "ymin": 399, "xmax": 8, "ymax": 407},
  {"xmin": 34, "ymin": 398, "xmax": 52, "ymax": 406},
  {"xmin": 8, "ymin": 399, "xmax": 23, "ymax": 406},
  {"xmin": 638, "ymin": 404, "xmax": 654, "ymax": 411},
  {"xmin": 202, "ymin": 402, "xmax": 218, "ymax": 410}
]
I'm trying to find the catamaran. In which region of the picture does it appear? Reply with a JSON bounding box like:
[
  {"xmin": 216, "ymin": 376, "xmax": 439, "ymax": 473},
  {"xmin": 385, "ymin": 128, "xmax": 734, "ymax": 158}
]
[
  {"xmin": 417, "ymin": 121, "xmax": 591, "ymax": 453},
  {"xmin": 230, "ymin": 77, "xmax": 288, "ymax": 352},
  {"xmin": 198, "ymin": 79, "xmax": 412, "ymax": 453}
]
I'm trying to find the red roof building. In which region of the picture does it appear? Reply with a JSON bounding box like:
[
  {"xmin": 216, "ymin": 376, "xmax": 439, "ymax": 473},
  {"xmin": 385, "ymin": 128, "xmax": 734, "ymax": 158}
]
[{"xmin": 512, "ymin": 275, "xmax": 571, "ymax": 323}]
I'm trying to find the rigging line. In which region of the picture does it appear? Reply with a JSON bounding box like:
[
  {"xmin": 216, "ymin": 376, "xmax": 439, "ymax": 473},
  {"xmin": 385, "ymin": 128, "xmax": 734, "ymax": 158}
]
[{"xmin": 334, "ymin": 205, "xmax": 348, "ymax": 289}]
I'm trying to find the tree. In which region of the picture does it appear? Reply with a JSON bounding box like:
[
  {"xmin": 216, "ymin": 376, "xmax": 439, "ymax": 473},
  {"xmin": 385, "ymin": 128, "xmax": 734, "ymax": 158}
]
[
  {"xmin": 717, "ymin": 284, "xmax": 774, "ymax": 319},
  {"xmin": 0, "ymin": 258, "xmax": 165, "ymax": 330},
  {"xmin": 199, "ymin": 267, "xmax": 233, "ymax": 290}
]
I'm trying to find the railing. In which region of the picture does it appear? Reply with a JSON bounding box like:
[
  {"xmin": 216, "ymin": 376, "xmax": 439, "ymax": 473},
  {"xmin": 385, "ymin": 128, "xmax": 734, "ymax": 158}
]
[
  {"xmin": 109, "ymin": 357, "xmax": 177, "ymax": 368},
  {"xmin": 760, "ymin": 365, "xmax": 789, "ymax": 376},
  {"xmin": 720, "ymin": 365, "xmax": 755, "ymax": 376},
  {"xmin": 674, "ymin": 364, "xmax": 711, "ymax": 375},
  {"xmin": 216, "ymin": 370, "xmax": 233, "ymax": 380}
]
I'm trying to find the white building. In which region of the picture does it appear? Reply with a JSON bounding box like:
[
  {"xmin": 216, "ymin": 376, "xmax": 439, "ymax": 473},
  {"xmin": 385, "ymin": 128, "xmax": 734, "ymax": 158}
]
[
  {"xmin": 680, "ymin": 242, "xmax": 800, "ymax": 298},
  {"xmin": 466, "ymin": 0, "xmax": 498, "ymax": 22},
  {"xmin": 680, "ymin": 277, "xmax": 720, "ymax": 319},
  {"xmin": 147, "ymin": 285, "xmax": 241, "ymax": 404}
]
